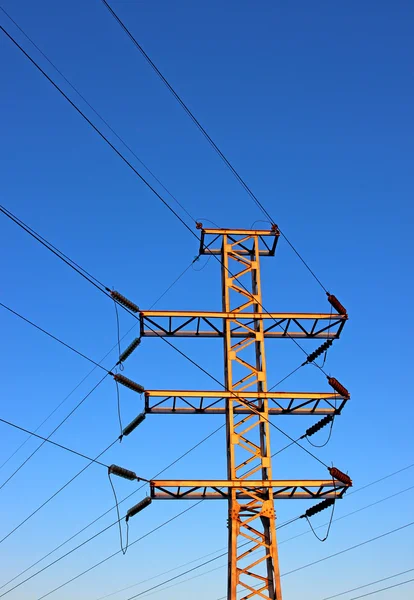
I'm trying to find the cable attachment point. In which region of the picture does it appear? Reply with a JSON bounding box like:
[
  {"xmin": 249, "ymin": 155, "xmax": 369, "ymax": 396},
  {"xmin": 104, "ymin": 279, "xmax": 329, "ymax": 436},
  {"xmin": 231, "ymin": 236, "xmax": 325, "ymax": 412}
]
[
  {"xmin": 326, "ymin": 293, "xmax": 348, "ymax": 317},
  {"xmin": 270, "ymin": 223, "xmax": 280, "ymax": 235},
  {"xmin": 303, "ymin": 415, "xmax": 334, "ymax": 438},
  {"xmin": 126, "ymin": 496, "xmax": 152, "ymax": 521},
  {"xmin": 327, "ymin": 376, "xmax": 350, "ymax": 399},
  {"xmin": 122, "ymin": 412, "xmax": 146, "ymax": 436},
  {"xmin": 113, "ymin": 374, "xmax": 145, "ymax": 394},
  {"xmin": 108, "ymin": 464, "xmax": 138, "ymax": 481},
  {"xmin": 329, "ymin": 466, "xmax": 353, "ymax": 487},
  {"xmin": 195, "ymin": 221, "xmax": 203, "ymax": 230},
  {"xmin": 301, "ymin": 498, "xmax": 335, "ymax": 519},
  {"xmin": 118, "ymin": 337, "xmax": 141, "ymax": 364},
  {"xmin": 306, "ymin": 340, "xmax": 333, "ymax": 363},
  {"xmin": 110, "ymin": 290, "xmax": 139, "ymax": 313}
]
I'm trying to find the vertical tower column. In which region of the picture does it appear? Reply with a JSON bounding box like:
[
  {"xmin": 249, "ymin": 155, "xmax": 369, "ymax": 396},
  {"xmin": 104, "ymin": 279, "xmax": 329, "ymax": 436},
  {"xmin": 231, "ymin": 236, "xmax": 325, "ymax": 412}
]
[{"xmin": 221, "ymin": 233, "xmax": 282, "ymax": 600}]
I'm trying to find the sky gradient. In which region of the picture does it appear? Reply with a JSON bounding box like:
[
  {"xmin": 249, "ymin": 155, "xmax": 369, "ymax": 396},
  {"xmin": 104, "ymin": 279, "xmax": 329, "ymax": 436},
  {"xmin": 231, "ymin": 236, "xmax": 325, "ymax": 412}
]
[{"xmin": 0, "ymin": 1, "xmax": 413, "ymax": 599}]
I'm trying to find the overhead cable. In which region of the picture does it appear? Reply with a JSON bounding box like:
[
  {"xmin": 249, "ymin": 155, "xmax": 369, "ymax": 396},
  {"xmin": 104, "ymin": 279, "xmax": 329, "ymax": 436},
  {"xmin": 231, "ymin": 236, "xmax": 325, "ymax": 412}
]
[
  {"xmin": 321, "ymin": 567, "xmax": 414, "ymax": 600},
  {"xmin": 0, "ymin": 22, "xmax": 336, "ymax": 376},
  {"xmin": 0, "ymin": 5, "xmax": 196, "ymax": 223},
  {"xmin": 93, "ymin": 483, "xmax": 414, "ymax": 600},
  {"xmin": 0, "ymin": 437, "xmax": 120, "ymax": 546},
  {"xmin": 0, "ymin": 301, "xmax": 110, "ymax": 372},
  {"xmin": 100, "ymin": 0, "xmax": 328, "ymax": 293}
]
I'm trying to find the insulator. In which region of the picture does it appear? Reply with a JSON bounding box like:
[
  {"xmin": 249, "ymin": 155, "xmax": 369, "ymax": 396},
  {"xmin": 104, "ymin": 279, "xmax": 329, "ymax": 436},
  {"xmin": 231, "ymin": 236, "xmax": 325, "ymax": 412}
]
[
  {"xmin": 108, "ymin": 464, "xmax": 138, "ymax": 481},
  {"xmin": 305, "ymin": 415, "xmax": 334, "ymax": 438},
  {"xmin": 196, "ymin": 222, "xmax": 203, "ymax": 230},
  {"xmin": 110, "ymin": 290, "xmax": 139, "ymax": 313},
  {"xmin": 301, "ymin": 498, "xmax": 335, "ymax": 519},
  {"xmin": 327, "ymin": 377, "xmax": 350, "ymax": 399},
  {"xmin": 122, "ymin": 412, "xmax": 146, "ymax": 436},
  {"xmin": 118, "ymin": 338, "xmax": 141, "ymax": 363},
  {"xmin": 114, "ymin": 374, "xmax": 145, "ymax": 394},
  {"xmin": 306, "ymin": 339, "xmax": 333, "ymax": 363},
  {"xmin": 327, "ymin": 293, "xmax": 347, "ymax": 316},
  {"xmin": 329, "ymin": 466, "xmax": 353, "ymax": 487},
  {"xmin": 126, "ymin": 496, "xmax": 152, "ymax": 521},
  {"xmin": 271, "ymin": 223, "xmax": 280, "ymax": 235}
]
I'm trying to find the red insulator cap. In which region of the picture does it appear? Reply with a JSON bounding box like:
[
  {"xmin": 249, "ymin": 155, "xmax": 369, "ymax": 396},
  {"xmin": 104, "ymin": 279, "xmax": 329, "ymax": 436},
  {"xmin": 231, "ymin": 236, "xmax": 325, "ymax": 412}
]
[
  {"xmin": 271, "ymin": 223, "xmax": 280, "ymax": 235},
  {"xmin": 329, "ymin": 466, "xmax": 353, "ymax": 487},
  {"xmin": 327, "ymin": 293, "xmax": 347, "ymax": 316},
  {"xmin": 196, "ymin": 221, "xmax": 203, "ymax": 230},
  {"xmin": 327, "ymin": 376, "xmax": 350, "ymax": 399}
]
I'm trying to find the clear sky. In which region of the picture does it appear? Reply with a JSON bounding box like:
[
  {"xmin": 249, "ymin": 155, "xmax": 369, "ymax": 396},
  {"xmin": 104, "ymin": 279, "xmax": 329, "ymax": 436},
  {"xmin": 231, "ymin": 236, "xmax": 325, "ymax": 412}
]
[{"xmin": 0, "ymin": 1, "xmax": 413, "ymax": 599}]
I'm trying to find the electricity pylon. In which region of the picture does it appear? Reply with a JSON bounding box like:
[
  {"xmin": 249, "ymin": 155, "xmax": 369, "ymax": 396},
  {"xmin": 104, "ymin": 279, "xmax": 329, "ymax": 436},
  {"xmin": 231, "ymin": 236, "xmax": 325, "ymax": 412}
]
[{"xmin": 139, "ymin": 227, "xmax": 350, "ymax": 600}]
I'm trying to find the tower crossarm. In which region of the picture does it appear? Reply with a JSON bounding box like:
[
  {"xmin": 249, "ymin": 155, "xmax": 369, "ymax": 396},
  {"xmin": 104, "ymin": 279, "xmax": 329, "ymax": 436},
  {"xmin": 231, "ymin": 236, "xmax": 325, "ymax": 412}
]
[
  {"xmin": 144, "ymin": 390, "xmax": 348, "ymax": 415},
  {"xmin": 139, "ymin": 311, "xmax": 347, "ymax": 339},
  {"xmin": 150, "ymin": 479, "xmax": 350, "ymax": 500}
]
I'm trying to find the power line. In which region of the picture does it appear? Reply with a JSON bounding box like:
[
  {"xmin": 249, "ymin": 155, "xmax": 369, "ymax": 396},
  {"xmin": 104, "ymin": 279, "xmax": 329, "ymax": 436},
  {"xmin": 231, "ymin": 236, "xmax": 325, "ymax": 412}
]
[
  {"xmin": 0, "ymin": 436, "xmax": 119, "ymax": 546},
  {"xmin": 0, "ymin": 371, "xmax": 110, "ymax": 492},
  {"xmin": 0, "ymin": 18, "xmax": 333, "ymax": 387},
  {"xmin": 36, "ymin": 501, "xmax": 207, "ymax": 600},
  {"xmin": 283, "ymin": 521, "xmax": 414, "ymax": 577},
  {"xmin": 321, "ymin": 567, "xmax": 414, "ymax": 600},
  {"xmin": 0, "ymin": 354, "xmax": 307, "ymax": 596},
  {"xmin": 114, "ymin": 519, "xmax": 414, "ymax": 600},
  {"xmin": 0, "ymin": 28, "xmax": 195, "ymax": 237},
  {"xmin": 0, "ymin": 5, "xmax": 196, "ymax": 224},
  {"xmin": 0, "ymin": 253, "xmax": 195, "ymax": 474},
  {"xmin": 12, "ymin": 464, "xmax": 411, "ymax": 600},
  {"xmin": 87, "ymin": 483, "xmax": 414, "ymax": 600},
  {"xmin": 100, "ymin": 0, "xmax": 328, "ymax": 293},
  {"xmin": 0, "ymin": 301, "xmax": 110, "ymax": 373},
  {"xmin": 0, "ymin": 19, "xmax": 333, "ymax": 376},
  {"xmin": 0, "ymin": 423, "xmax": 225, "ymax": 596},
  {"xmin": 345, "ymin": 577, "xmax": 414, "ymax": 600},
  {"xmin": 214, "ymin": 521, "xmax": 414, "ymax": 600},
  {"xmin": 0, "ymin": 416, "xmax": 115, "ymax": 468},
  {"xmin": 1, "ymin": 203, "xmax": 327, "ymax": 469}
]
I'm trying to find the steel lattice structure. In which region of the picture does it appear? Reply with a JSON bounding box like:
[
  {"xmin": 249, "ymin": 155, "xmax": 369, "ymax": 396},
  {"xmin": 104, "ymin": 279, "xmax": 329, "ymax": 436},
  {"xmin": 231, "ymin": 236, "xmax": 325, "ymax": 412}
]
[{"xmin": 140, "ymin": 227, "xmax": 350, "ymax": 600}]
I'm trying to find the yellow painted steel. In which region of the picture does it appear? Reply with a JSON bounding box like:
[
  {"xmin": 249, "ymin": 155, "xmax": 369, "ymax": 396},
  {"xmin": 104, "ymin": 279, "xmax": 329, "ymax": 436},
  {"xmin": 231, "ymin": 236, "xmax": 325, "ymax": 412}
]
[{"xmin": 143, "ymin": 228, "xmax": 350, "ymax": 600}]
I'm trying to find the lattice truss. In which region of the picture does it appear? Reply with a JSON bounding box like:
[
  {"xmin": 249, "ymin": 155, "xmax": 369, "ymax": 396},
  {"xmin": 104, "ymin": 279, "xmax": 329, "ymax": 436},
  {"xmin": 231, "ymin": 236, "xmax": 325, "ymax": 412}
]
[{"xmin": 139, "ymin": 229, "xmax": 350, "ymax": 600}]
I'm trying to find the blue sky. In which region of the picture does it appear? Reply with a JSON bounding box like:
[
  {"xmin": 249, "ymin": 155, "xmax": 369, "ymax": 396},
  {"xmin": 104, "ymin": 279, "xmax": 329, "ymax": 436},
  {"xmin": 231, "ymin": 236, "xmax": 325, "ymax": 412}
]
[{"xmin": 0, "ymin": 1, "xmax": 413, "ymax": 599}]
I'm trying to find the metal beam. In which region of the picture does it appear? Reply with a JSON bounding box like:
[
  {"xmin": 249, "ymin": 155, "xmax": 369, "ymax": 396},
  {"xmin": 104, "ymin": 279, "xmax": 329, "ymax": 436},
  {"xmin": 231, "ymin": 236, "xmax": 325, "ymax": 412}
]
[
  {"xmin": 150, "ymin": 479, "xmax": 349, "ymax": 501},
  {"xmin": 140, "ymin": 311, "xmax": 346, "ymax": 339},
  {"xmin": 144, "ymin": 390, "xmax": 347, "ymax": 415}
]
